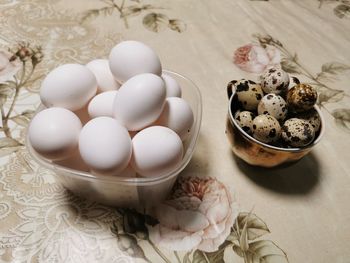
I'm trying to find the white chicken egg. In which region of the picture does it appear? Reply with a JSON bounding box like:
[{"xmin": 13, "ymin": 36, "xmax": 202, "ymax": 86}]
[
  {"xmin": 88, "ymin": 90, "xmax": 117, "ymax": 118},
  {"xmin": 162, "ymin": 73, "xmax": 182, "ymax": 97},
  {"xmin": 131, "ymin": 126, "xmax": 183, "ymax": 177},
  {"xmin": 40, "ymin": 64, "xmax": 97, "ymax": 111},
  {"xmin": 79, "ymin": 117, "xmax": 132, "ymax": 175},
  {"xmin": 109, "ymin": 41, "xmax": 162, "ymax": 83},
  {"xmin": 86, "ymin": 59, "xmax": 121, "ymax": 93},
  {"xmin": 154, "ymin": 97, "xmax": 194, "ymax": 141},
  {"xmin": 28, "ymin": 107, "xmax": 82, "ymax": 160},
  {"xmin": 113, "ymin": 73, "xmax": 166, "ymax": 131}
]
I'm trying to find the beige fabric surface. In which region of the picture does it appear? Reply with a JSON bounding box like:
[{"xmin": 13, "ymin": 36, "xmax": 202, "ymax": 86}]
[{"xmin": 0, "ymin": 0, "xmax": 349, "ymax": 262}]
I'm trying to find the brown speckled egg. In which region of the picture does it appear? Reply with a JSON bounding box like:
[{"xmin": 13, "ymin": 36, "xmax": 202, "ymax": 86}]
[
  {"xmin": 281, "ymin": 118, "xmax": 315, "ymax": 147},
  {"xmin": 287, "ymin": 84, "xmax": 317, "ymax": 113},
  {"xmin": 233, "ymin": 79, "xmax": 264, "ymax": 110},
  {"xmin": 295, "ymin": 109, "xmax": 321, "ymax": 133},
  {"xmin": 234, "ymin": 110, "xmax": 255, "ymax": 134},
  {"xmin": 258, "ymin": 93, "xmax": 288, "ymax": 121},
  {"xmin": 252, "ymin": 115, "xmax": 281, "ymax": 143},
  {"xmin": 260, "ymin": 66, "xmax": 290, "ymax": 95},
  {"xmin": 288, "ymin": 76, "xmax": 300, "ymax": 89}
]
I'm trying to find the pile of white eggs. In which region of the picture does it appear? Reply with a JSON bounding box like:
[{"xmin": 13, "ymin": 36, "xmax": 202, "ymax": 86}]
[{"xmin": 29, "ymin": 41, "xmax": 194, "ymax": 178}]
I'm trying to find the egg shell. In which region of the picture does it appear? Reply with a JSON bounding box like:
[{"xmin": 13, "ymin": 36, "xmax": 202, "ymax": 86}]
[
  {"xmin": 287, "ymin": 84, "xmax": 317, "ymax": 113},
  {"xmin": 131, "ymin": 126, "xmax": 183, "ymax": 177},
  {"xmin": 154, "ymin": 97, "xmax": 194, "ymax": 141},
  {"xmin": 232, "ymin": 79, "xmax": 264, "ymax": 110},
  {"xmin": 29, "ymin": 107, "xmax": 82, "ymax": 160},
  {"xmin": 258, "ymin": 93, "xmax": 288, "ymax": 121},
  {"xmin": 295, "ymin": 109, "xmax": 321, "ymax": 132},
  {"xmin": 40, "ymin": 64, "xmax": 97, "ymax": 111},
  {"xmin": 252, "ymin": 114, "xmax": 281, "ymax": 143},
  {"xmin": 234, "ymin": 110, "xmax": 255, "ymax": 134},
  {"xmin": 88, "ymin": 90, "xmax": 117, "ymax": 119},
  {"xmin": 281, "ymin": 118, "xmax": 315, "ymax": 147},
  {"xmin": 79, "ymin": 117, "xmax": 132, "ymax": 174},
  {"xmin": 113, "ymin": 73, "xmax": 166, "ymax": 131},
  {"xmin": 109, "ymin": 41, "xmax": 162, "ymax": 83},
  {"xmin": 288, "ymin": 76, "xmax": 300, "ymax": 89},
  {"xmin": 86, "ymin": 59, "xmax": 121, "ymax": 93},
  {"xmin": 162, "ymin": 73, "xmax": 182, "ymax": 98},
  {"xmin": 260, "ymin": 66, "xmax": 289, "ymax": 95}
]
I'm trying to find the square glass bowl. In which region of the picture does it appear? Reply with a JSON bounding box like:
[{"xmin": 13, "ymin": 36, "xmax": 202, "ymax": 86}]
[{"xmin": 26, "ymin": 70, "xmax": 202, "ymax": 210}]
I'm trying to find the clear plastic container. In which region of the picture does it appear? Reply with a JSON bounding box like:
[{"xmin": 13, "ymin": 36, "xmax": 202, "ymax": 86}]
[{"xmin": 26, "ymin": 70, "xmax": 202, "ymax": 210}]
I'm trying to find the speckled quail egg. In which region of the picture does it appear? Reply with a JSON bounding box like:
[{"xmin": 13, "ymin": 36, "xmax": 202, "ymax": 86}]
[
  {"xmin": 258, "ymin": 93, "xmax": 288, "ymax": 121},
  {"xmin": 281, "ymin": 118, "xmax": 315, "ymax": 147},
  {"xmin": 295, "ymin": 109, "xmax": 321, "ymax": 133},
  {"xmin": 252, "ymin": 115, "xmax": 281, "ymax": 143},
  {"xmin": 287, "ymin": 84, "xmax": 317, "ymax": 113},
  {"xmin": 260, "ymin": 66, "xmax": 289, "ymax": 95},
  {"xmin": 288, "ymin": 76, "xmax": 300, "ymax": 89},
  {"xmin": 234, "ymin": 110, "xmax": 255, "ymax": 134},
  {"xmin": 230, "ymin": 79, "xmax": 264, "ymax": 110}
]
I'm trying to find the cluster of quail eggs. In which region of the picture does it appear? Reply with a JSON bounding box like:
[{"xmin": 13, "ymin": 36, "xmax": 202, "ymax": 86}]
[{"xmin": 228, "ymin": 66, "xmax": 320, "ymax": 148}]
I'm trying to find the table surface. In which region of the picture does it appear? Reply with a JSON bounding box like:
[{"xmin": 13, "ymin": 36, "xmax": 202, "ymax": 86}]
[{"xmin": 1, "ymin": 0, "xmax": 350, "ymax": 262}]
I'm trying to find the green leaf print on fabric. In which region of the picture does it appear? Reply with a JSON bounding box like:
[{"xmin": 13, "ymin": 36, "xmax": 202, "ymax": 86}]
[
  {"xmin": 332, "ymin": 109, "xmax": 350, "ymax": 132},
  {"xmin": 143, "ymin": 13, "xmax": 169, "ymax": 32},
  {"xmin": 319, "ymin": 0, "xmax": 350, "ymax": 18},
  {"xmin": 81, "ymin": 0, "xmax": 186, "ymax": 32},
  {"xmin": 246, "ymin": 240, "xmax": 289, "ymax": 263},
  {"xmin": 0, "ymin": 43, "xmax": 43, "ymax": 155},
  {"xmin": 334, "ymin": 4, "xmax": 350, "ymax": 18},
  {"xmin": 226, "ymin": 212, "xmax": 289, "ymax": 263}
]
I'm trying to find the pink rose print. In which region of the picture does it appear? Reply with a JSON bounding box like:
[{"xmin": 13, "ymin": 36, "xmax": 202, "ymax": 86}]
[
  {"xmin": 147, "ymin": 176, "xmax": 239, "ymax": 252},
  {"xmin": 233, "ymin": 43, "xmax": 281, "ymax": 73},
  {"xmin": 0, "ymin": 50, "xmax": 21, "ymax": 83}
]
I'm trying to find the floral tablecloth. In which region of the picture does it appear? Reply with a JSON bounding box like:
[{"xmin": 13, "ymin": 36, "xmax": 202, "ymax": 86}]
[{"xmin": 1, "ymin": 0, "xmax": 350, "ymax": 262}]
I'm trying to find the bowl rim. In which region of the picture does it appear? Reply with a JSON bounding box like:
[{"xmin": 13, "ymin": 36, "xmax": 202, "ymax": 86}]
[
  {"xmin": 26, "ymin": 70, "xmax": 202, "ymax": 186},
  {"xmin": 228, "ymin": 87, "xmax": 325, "ymax": 153}
]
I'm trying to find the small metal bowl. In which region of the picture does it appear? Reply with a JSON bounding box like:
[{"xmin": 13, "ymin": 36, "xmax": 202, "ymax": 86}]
[{"xmin": 225, "ymin": 84, "xmax": 325, "ymax": 168}]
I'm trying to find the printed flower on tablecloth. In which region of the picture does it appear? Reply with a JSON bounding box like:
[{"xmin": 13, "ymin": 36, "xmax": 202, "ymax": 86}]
[
  {"xmin": 0, "ymin": 50, "xmax": 21, "ymax": 83},
  {"xmin": 147, "ymin": 176, "xmax": 239, "ymax": 252},
  {"xmin": 233, "ymin": 43, "xmax": 281, "ymax": 73},
  {"xmin": 8, "ymin": 198, "xmax": 122, "ymax": 263}
]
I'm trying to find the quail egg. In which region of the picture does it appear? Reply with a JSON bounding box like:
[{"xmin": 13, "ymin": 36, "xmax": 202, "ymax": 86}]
[
  {"xmin": 234, "ymin": 110, "xmax": 255, "ymax": 134},
  {"xmin": 260, "ymin": 66, "xmax": 289, "ymax": 95},
  {"xmin": 252, "ymin": 115, "xmax": 281, "ymax": 143},
  {"xmin": 281, "ymin": 118, "xmax": 315, "ymax": 147},
  {"xmin": 230, "ymin": 79, "xmax": 264, "ymax": 110},
  {"xmin": 295, "ymin": 109, "xmax": 321, "ymax": 133},
  {"xmin": 287, "ymin": 84, "xmax": 317, "ymax": 113},
  {"xmin": 288, "ymin": 76, "xmax": 300, "ymax": 89},
  {"xmin": 258, "ymin": 93, "xmax": 288, "ymax": 121}
]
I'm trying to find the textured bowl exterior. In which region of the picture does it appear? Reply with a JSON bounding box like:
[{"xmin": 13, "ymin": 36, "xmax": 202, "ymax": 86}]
[{"xmin": 226, "ymin": 117, "xmax": 311, "ymax": 167}]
